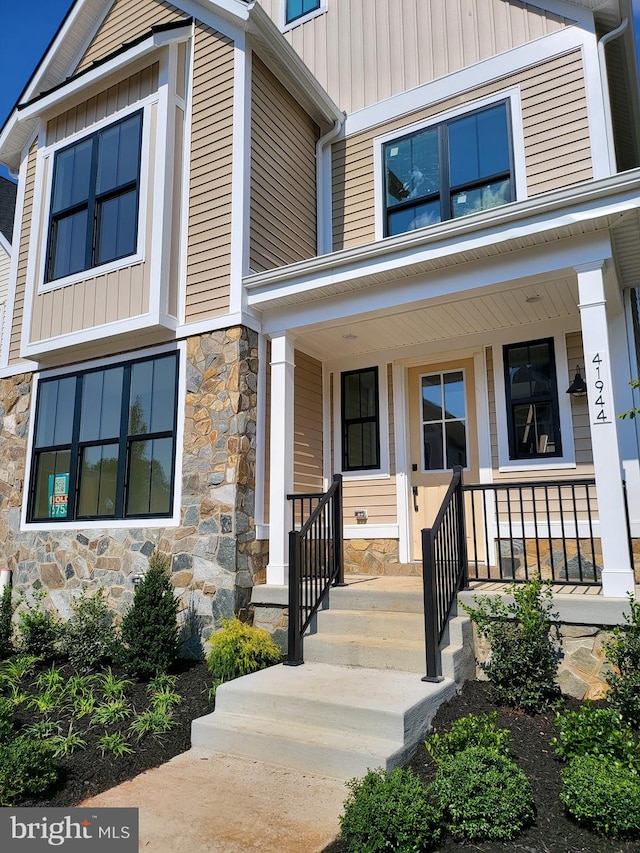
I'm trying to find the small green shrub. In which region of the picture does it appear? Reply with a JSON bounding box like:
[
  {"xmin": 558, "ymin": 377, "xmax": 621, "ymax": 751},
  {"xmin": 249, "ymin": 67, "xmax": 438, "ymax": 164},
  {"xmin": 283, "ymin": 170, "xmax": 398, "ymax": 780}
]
[
  {"xmin": 0, "ymin": 586, "xmax": 14, "ymax": 659},
  {"xmin": 426, "ymin": 712, "xmax": 511, "ymax": 765},
  {"xmin": 560, "ymin": 755, "xmax": 640, "ymax": 837},
  {"xmin": 99, "ymin": 667, "xmax": 132, "ymax": 700},
  {"xmin": 97, "ymin": 732, "xmax": 133, "ymax": 758},
  {"xmin": 603, "ymin": 594, "xmax": 640, "ymax": 727},
  {"xmin": 16, "ymin": 591, "xmax": 60, "ymax": 660},
  {"xmin": 60, "ymin": 587, "xmax": 117, "ymax": 672},
  {"xmin": 430, "ymin": 746, "xmax": 535, "ymax": 842},
  {"xmin": 129, "ymin": 707, "xmax": 177, "ymax": 740},
  {"xmin": 120, "ymin": 552, "xmax": 179, "ymax": 680},
  {"xmin": 0, "ymin": 736, "xmax": 59, "ymax": 806},
  {"xmin": 339, "ymin": 767, "xmax": 442, "ymax": 853},
  {"xmin": 462, "ymin": 575, "xmax": 560, "ymax": 712},
  {"xmin": 91, "ymin": 698, "xmax": 131, "ymax": 726},
  {"xmin": 206, "ymin": 617, "xmax": 281, "ymax": 694},
  {"xmin": 552, "ymin": 703, "xmax": 639, "ymax": 770},
  {"xmin": 49, "ymin": 723, "xmax": 87, "ymax": 758}
]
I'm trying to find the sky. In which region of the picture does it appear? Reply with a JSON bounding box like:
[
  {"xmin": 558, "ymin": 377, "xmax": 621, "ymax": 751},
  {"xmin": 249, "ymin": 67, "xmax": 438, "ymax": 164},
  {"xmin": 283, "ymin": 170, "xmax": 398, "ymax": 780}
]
[{"xmin": 0, "ymin": 0, "xmax": 639, "ymax": 180}]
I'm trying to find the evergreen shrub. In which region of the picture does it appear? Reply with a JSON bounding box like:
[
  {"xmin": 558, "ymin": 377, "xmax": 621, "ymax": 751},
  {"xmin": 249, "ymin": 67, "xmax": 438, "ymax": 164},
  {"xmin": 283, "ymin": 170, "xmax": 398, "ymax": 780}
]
[
  {"xmin": 60, "ymin": 587, "xmax": 117, "ymax": 672},
  {"xmin": 603, "ymin": 594, "xmax": 640, "ymax": 727},
  {"xmin": 206, "ymin": 617, "xmax": 281, "ymax": 695},
  {"xmin": 552, "ymin": 702, "xmax": 639, "ymax": 770},
  {"xmin": 120, "ymin": 552, "xmax": 179, "ymax": 680},
  {"xmin": 16, "ymin": 590, "xmax": 60, "ymax": 660},
  {"xmin": 339, "ymin": 767, "xmax": 441, "ymax": 853},
  {"xmin": 430, "ymin": 746, "xmax": 535, "ymax": 842},
  {"xmin": 560, "ymin": 754, "xmax": 640, "ymax": 837},
  {"xmin": 426, "ymin": 711, "xmax": 511, "ymax": 765},
  {"xmin": 0, "ymin": 585, "xmax": 14, "ymax": 659}
]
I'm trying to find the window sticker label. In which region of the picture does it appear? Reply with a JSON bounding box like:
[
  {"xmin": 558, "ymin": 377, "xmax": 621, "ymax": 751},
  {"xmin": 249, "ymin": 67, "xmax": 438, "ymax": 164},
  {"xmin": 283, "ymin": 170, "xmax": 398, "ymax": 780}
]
[{"xmin": 48, "ymin": 473, "xmax": 69, "ymax": 518}]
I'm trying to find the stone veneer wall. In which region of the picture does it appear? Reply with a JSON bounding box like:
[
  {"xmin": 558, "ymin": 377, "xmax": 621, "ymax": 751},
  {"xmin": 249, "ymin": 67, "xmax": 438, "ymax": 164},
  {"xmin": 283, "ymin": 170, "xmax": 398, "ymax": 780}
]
[
  {"xmin": 0, "ymin": 327, "xmax": 266, "ymax": 656},
  {"xmin": 343, "ymin": 539, "xmax": 403, "ymax": 574}
]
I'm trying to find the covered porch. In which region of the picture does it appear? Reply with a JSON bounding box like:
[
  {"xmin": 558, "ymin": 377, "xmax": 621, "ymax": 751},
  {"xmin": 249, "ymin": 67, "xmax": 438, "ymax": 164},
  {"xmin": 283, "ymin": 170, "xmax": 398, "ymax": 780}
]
[{"xmin": 247, "ymin": 170, "xmax": 640, "ymax": 604}]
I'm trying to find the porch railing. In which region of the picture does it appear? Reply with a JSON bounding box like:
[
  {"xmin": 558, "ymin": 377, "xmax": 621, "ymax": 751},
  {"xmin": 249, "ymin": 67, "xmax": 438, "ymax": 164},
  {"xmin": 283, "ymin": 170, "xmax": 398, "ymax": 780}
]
[
  {"xmin": 285, "ymin": 474, "xmax": 344, "ymax": 665},
  {"xmin": 463, "ymin": 478, "xmax": 600, "ymax": 585},
  {"xmin": 422, "ymin": 466, "xmax": 468, "ymax": 681}
]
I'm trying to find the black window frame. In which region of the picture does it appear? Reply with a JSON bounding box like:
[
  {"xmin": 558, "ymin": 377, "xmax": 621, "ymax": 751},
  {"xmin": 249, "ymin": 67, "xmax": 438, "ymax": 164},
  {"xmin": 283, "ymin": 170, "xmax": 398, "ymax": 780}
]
[
  {"xmin": 341, "ymin": 366, "xmax": 381, "ymax": 472},
  {"xmin": 28, "ymin": 351, "xmax": 179, "ymax": 523},
  {"xmin": 503, "ymin": 338, "xmax": 563, "ymax": 461},
  {"xmin": 382, "ymin": 100, "xmax": 515, "ymax": 238},
  {"xmin": 45, "ymin": 109, "xmax": 143, "ymax": 283},
  {"xmin": 285, "ymin": 0, "xmax": 321, "ymax": 25}
]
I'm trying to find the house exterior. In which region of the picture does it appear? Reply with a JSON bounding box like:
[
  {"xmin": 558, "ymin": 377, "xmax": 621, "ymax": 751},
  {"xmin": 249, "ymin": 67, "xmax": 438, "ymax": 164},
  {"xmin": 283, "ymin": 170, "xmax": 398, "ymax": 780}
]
[{"xmin": 0, "ymin": 0, "xmax": 639, "ymax": 649}]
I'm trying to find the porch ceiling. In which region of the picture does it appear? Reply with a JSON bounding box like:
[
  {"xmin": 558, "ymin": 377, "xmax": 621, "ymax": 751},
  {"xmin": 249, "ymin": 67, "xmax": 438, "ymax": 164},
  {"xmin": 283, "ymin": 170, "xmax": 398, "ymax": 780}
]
[{"xmin": 294, "ymin": 274, "xmax": 580, "ymax": 360}]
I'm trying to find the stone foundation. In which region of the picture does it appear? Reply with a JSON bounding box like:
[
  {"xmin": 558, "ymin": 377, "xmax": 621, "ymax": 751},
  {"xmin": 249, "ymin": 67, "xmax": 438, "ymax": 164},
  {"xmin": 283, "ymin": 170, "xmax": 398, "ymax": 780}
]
[
  {"xmin": 490, "ymin": 538, "xmax": 604, "ymax": 583},
  {"xmin": 343, "ymin": 538, "xmax": 404, "ymax": 574},
  {"xmin": 1, "ymin": 327, "xmax": 262, "ymax": 656}
]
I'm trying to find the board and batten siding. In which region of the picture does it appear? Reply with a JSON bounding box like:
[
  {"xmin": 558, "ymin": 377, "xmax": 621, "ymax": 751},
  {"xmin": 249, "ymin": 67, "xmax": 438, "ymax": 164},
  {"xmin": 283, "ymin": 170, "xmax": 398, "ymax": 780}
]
[
  {"xmin": 250, "ymin": 57, "xmax": 319, "ymax": 271},
  {"xmin": 75, "ymin": 0, "xmax": 184, "ymax": 73},
  {"xmin": 332, "ymin": 50, "xmax": 592, "ymax": 250},
  {"xmin": 9, "ymin": 141, "xmax": 37, "ymax": 364},
  {"xmin": 184, "ymin": 25, "xmax": 234, "ymax": 324},
  {"xmin": 256, "ymin": 0, "xmax": 570, "ymax": 114},
  {"xmin": 28, "ymin": 71, "xmax": 161, "ymax": 345}
]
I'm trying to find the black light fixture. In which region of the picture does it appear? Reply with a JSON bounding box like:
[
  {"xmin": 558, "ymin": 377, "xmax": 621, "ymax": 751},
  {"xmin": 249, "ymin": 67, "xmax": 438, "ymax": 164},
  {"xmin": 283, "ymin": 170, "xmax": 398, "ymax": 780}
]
[{"xmin": 566, "ymin": 365, "xmax": 587, "ymax": 398}]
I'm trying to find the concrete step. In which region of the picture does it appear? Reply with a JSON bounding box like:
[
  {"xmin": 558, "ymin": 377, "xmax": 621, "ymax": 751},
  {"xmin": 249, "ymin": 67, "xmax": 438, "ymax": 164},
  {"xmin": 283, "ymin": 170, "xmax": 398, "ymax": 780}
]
[
  {"xmin": 303, "ymin": 632, "xmax": 426, "ymax": 672},
  {"xmin": 313, "ymin": 608, "xmax": 424, "ymax": 640},
  {"xmin": 191, "ymin": 663, "xmax": 457, "ymax": 779},
  {"xmin": 327, "ymin": 582, "xmax": 424, "ymax": 614}
]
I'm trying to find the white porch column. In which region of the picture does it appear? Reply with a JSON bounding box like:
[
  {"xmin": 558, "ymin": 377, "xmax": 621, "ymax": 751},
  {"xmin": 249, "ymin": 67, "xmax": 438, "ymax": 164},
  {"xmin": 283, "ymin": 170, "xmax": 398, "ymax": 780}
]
[
  {"xmin": 576, "ymin": 261, "xmax": 635, "ymax": 597},
  {"xmin": 266, "ymin": 332, "xmax": 295, "ymax": 585}
]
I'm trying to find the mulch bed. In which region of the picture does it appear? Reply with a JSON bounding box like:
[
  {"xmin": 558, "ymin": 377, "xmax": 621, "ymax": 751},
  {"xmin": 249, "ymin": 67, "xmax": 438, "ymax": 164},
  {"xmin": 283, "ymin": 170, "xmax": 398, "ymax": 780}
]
[
  {"xmin": 325, "ymin": 680, "xmax": 640, "ymax": 853},
  {"xmin": 14, "ymin": 660, "xmax": 214, "ymax": 807}
]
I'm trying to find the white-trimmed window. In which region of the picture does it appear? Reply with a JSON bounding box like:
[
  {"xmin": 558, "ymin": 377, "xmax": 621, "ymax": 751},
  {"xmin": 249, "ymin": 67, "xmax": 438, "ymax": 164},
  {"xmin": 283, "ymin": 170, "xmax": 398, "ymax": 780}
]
[
  {"xmin": 282, "ymin": 0, "xmax": 326, "ymax": 29},
  {"xmin": 28, "ymin": 350, "xmax": 179, "ymax": 523},
  {"xmin": 381, "ymin": 100, "xmax": 514, "ymax": 237},
  {"xmin": 341, "ymin": 366, "xmax": 380, "ymax": 471},
  {"xmin": 46, "ymin": 111, "xmax": 143, "ymax": 283}
]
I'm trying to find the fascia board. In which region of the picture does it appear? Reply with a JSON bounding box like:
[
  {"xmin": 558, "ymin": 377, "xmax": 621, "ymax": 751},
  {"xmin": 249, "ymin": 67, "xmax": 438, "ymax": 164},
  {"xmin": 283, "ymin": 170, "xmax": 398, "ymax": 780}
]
[{"xmin": 245, "ymin": 169, "xmax": 640, "ymax": 300}]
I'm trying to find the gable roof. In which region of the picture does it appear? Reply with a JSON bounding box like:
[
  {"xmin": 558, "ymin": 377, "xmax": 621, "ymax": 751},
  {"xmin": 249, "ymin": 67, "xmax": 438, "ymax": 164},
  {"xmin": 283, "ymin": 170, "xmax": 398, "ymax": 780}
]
[{"xmin": 0, "ymin": 176, "xmax": 17, "ymax": 246}]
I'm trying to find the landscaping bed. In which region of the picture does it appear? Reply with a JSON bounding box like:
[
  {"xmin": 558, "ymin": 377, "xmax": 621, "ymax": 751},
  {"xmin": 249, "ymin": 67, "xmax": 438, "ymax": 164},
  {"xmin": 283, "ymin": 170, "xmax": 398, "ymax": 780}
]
[
  {"xmin": 324, "ymin": 680, "xmax": 639, "ymax": 853},
  {"xmin": 6, "ymin": 659, "xmax": 214, "ymax": 808}
]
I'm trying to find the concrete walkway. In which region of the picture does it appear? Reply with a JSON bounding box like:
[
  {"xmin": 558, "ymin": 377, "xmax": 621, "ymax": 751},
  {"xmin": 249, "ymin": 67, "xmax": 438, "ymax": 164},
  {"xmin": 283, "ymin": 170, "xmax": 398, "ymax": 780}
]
[{"xmin": 80, "ymin": 748, "xmax": 347, "ymax": 852}]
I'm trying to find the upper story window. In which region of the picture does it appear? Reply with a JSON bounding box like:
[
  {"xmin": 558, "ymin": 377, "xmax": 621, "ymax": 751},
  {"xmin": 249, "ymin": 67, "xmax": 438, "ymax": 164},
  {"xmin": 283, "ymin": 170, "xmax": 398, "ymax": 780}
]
[
  {"xmin": 46, "ymin": 111, "xmax": 143, "ymax": 282},
  {"xmin": 383, "ymin": 101, "xmax": 513, "ymax": 237},
  {"xmin": 285, "ymin": 0, "xmax": 321, "ymax": 25},
  {"xmin": 28, "ymin": 351, "xmax": 178, "ymax": 523},
  {"xmin": 503, "ymin": 339, "xmax": 562, "ymax": 460},
  {"xmin": 341, "ymin": 367, "xmax": 380, "ymax": 471}
]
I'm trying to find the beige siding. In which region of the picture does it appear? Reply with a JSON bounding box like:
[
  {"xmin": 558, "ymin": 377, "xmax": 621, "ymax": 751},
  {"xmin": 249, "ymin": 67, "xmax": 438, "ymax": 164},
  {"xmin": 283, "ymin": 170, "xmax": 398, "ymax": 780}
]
[
  {"xmin": 332, "ymin": 50, "xmax": 592, "ymax": 250},
  {"xmin": 30, "ymin": 101, "xmax": 157, "ymax": 343},
  {"xmin": 9, "ymin": 141, "xmax": 38, "ymax": 364},
  {"xmin": 566, "ymin": 331, "xmax": 593, "ymax": 468},
  {"xmin": 0, "ymin": 247, "xmax": 10, "ymax": 305},
  {"xmin": 75, "ymin": 0, "xmax": 184, "ymax": 73},
  {"xmin": 46, "ymin": 64, "xmax": 159, "ymax": 144},
  {"xmin": 294, "ymin": 350, "xmax": 324, "ymax": 493},
  {"xmin": 184, "ymin": 25, "xmax": 234, "ymax": 324},
  {"xmin": 250, "ymin": 57, "xmax": 319, "ymax": 271},
  {"xmin": 257, "ymin": 0, "xmax": 570, "ymax": 113}
]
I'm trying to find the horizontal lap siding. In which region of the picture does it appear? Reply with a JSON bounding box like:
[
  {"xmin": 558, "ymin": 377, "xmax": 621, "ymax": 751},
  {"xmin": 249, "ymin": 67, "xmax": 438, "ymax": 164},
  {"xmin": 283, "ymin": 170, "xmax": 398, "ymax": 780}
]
[
  {"xmin": 566, "ymin": 331, "xmax": 592, "ymax": 468},
  {"xmin": 294, "ymin": 350, "xmax": 324, "ymax": 494},
  {"xmin": 333, "ymin": 50, "xmax": 591, "ymax": 250},
  {"xmin": 0, "ymin": 249, "xmax": 10, "ymax": 304},
  {"xmin": 184, "ymin": 26, "xmax": 234, "ymax": 323},
  {"xmin": 256, "ymin": 0, "xmax": 569, "ymax": 113},
  {"xmin": 250, "ymin": 57, "xmax": 319, "ymax": 271},
  {"xmin": 75, "ymin": 0, "xmax": 184, "ymax": 73},
  {"xmin": 9, "ymin": 142, "xmax": 37, "ymax": 364}
]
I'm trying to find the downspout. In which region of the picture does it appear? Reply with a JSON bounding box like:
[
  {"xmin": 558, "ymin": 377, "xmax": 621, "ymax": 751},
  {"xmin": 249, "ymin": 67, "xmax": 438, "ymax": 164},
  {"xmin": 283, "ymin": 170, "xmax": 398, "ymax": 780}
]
[
  {"xmin": 598, "ymin": 17, "xmax": 629, "ymax": 175},
  {"xmin": 316, "ymin": 115, "xmax": 345, "ymax": 256},
  {"xmin": 0, "ymin": 569, "xmax": 11, "ymax": 595}
]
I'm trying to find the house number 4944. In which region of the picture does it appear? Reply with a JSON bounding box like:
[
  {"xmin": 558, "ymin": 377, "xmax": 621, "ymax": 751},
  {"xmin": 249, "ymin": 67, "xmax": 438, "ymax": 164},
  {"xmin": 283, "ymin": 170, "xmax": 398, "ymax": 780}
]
[{"xmin": 590, "ymin": 352, "xmax": 610, "ymax": 424}]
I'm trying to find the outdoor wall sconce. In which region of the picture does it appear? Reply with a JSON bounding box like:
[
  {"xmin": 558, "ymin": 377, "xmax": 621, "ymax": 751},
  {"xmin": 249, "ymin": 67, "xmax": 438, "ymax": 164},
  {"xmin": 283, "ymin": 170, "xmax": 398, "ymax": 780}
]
[{"xmin": 566, "ymin": 365, "xmax": 587, "ymax": 398}]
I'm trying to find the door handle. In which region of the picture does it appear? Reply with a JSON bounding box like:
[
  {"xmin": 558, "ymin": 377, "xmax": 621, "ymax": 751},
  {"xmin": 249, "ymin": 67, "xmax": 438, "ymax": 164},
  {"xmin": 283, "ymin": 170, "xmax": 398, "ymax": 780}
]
[{"xmin": 412, "ymin": 485, "xmax": 419, "ymax": 512}]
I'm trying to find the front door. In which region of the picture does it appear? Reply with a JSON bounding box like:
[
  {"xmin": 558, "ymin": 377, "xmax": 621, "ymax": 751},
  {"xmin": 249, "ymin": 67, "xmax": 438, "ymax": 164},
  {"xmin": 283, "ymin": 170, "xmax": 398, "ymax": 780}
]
[{"xmin": 408, "ymin": 359, "xmax": 479, "ymax": 561}]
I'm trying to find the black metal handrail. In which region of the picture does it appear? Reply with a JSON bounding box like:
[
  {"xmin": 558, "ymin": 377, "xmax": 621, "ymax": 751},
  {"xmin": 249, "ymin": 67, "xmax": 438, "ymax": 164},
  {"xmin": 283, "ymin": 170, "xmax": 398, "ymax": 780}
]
[
  {"xmin": 285, "ymin": 474, "xmax": 344, "ymax": 665},
  {"xmin": 422, "ymin": 465, "xmax": 467, "ymax": 682},
  {"xmin": 463, "ymin": 478, "xmax": 600, "ymax": 585}
]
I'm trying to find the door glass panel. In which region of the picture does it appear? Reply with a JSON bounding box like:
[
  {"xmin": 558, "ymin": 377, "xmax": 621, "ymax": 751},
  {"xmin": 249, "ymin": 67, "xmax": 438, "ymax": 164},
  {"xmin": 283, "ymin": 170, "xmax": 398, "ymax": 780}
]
[
  {"xmin": 421, "ymin": 375, "xmax": 443, "ymax": 421},
  {"xmin": 446, "ymin": 421, "xmax": 467, "ymax": 468},
  {"xmin": 423, "ymin": 423, "xmax": 444, "ymax": 471},
  {"xmin": 443, "ymin": 372, "xmax": 465, "ymax": 419}
]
